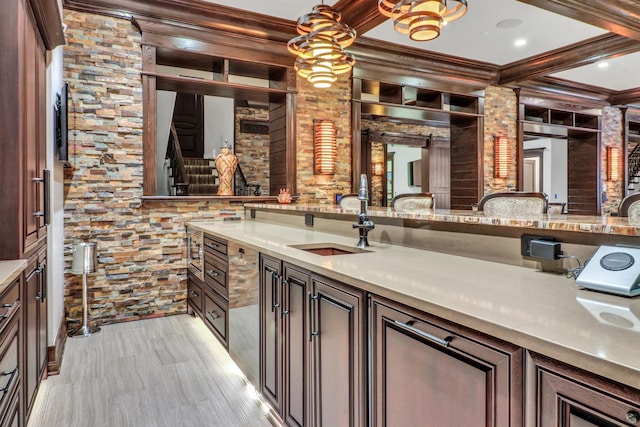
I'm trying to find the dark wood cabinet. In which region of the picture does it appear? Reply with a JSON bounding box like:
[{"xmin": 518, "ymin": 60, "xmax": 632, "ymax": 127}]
[
  {"xmin": 259, "ymin": 254, "xmax": 284, "ymax": 415},
  {"xmin": 371, "ymin": 295, "xmax": 522, "ymax": 427},
  {"xmin": 0, "ymin": 279, "xmax": 21, "ymax": 427},
  {"xmin": 527, "ymin": 352, "xmax": 640, "ymax": 427},
  {"xmin": 23, "ymin": 249, "xmax": 47, "ymax": 417},
  {"xmin": 259, "ymin": 254, "xmax": 366, "ymax": 427},
  {"xmin": 186, "ymin": 272, "xmax": 203, "ymax": 317},
  {"xmin": 310, "ymin": 275, "xmax": 366, "ymax": 427},
  {"xmin": 201, "ymin": 234, "xmax": 229, "ymax": 348}
]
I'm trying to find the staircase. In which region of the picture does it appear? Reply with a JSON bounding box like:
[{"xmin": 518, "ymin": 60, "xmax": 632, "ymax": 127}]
[
  {"xmin": 183, "ymin": 158, "xmax": 219, "ymax": 195},
  {"xmin": 628, "ymin": 143, "xmax": 640, "ymax": 192}
]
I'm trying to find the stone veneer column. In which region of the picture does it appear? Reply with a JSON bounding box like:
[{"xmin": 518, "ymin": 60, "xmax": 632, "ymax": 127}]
[
  {"xmin": 63, "ymin": 11, "xmax": 240, "ymax": 324},
  {"xmin": 295, "ymin": 75, "xmax": 352, "ymax": 204},
  {"xmin": 601, "ymin": 106, "xmax": 624, "ymax": 214},
  {"xmin": 234, "ymin": 105, "xmax": 270, "ymax": 195},
  {"xmin": 483, "ymin": 86, "xmax": 518, "ymax": 195}
]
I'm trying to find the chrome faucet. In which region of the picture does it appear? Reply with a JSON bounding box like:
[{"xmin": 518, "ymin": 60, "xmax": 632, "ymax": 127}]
[{"xmin": 353, "ymin": 174, "xmax": 375, "ymax": 248}]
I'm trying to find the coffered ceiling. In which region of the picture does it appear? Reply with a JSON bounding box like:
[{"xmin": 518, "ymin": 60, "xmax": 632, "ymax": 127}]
[
  {"xmin": 63, "ymin": 0, "xmax": 640, "ymax": 105},
  {"xmin": 205, "ymin": 0, "xmax": 640, "ymax": 102}
]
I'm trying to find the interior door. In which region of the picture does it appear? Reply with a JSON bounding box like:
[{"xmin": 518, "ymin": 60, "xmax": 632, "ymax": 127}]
[{"xmin": 172, "ymin": 93, "xmax": 204, "ymax": 158}]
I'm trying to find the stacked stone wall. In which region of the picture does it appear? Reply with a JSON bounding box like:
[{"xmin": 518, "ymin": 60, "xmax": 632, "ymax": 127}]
[{"xmin": 234, "ymin": 105, "xmax": 270, "ymax": 195}]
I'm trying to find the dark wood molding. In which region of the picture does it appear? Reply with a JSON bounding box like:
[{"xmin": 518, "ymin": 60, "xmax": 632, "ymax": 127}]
[
  {"xmin": 333, "ymin": 0, "xmax": 388, "ymax": 35},
  {"xmin": 30, "ymin": 0, "xmax": 65, "ymax": 49},
  {"xmin": 518, "ymin": 77, "xmax": 613, "ymax": 110},
  {"xmin": 516, "ymin": 0, "xmax": 640, "ymax": 41},
  {"xmin": 64, "ymin": 0, "xmax": 296, "ymax": 42},
  {"xmin": 500, "ymin": 33, "xmax": 640, "ymax": 85},
  {"xmin": 47, "ymin": 312, "xmax": 68, "ymax": 376},
  {"xmin": 610, "ymin": 88, "xmax": 640, "ymax": 106},
  {"xmin": 352, "ymin": 37, "xmax": 499, "ymax": 90}
]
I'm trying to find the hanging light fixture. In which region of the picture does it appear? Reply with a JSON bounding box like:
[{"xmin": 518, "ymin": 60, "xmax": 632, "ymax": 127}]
[
  {"xmin": 493, "ymin": 136, "xmax": 510, "ymax": 179},
  {"xmin": 288, "ymin": 4, "xmax": 356, "ymax": 89},
  {"xmin": 378, "ymin": 0, "xmax": 468, "ymax": 41},
  {"xmin": 314, "ymin": 120, "xmax": 337, "ymax": 174}
]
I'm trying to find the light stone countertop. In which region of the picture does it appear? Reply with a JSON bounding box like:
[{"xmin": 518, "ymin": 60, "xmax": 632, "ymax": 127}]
[
  {"xmin": 0, "ymin": 260, "xmax": 27, "ymax": 293},
  {"xmin": 244, "ymin": 203, "xmax": 640, "ymax": 236},
  {"xmin": 188, "ymin": 219, "xmax": 640, "ymax": 390}
]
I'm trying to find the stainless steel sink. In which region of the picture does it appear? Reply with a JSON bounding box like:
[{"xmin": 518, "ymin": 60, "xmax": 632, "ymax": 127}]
[{"xmin": 288, "ymin": 243, "xmax": 371, "ymax": 256}]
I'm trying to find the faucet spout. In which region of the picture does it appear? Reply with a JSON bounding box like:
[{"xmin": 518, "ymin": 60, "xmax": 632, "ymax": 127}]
[{"xmin": 353, "ymin": 174, "xmax": 374, "ymax": 248}]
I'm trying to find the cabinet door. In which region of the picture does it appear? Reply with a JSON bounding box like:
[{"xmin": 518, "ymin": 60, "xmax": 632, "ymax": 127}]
[
  {"xmin": 371, "ymin": 296, "xmax": 522, "ymax": 427},
  {"xmin": 36, "ymin": 252, "xmax": 47, "ymax": 385},
  {"xmin": 310, "ymin": 275, "xmax": 366, "ymax": 427},
  {"xmin": 282, "ymin": 264, "xmax": 310, "ymax": 427},
  {"xmin": 260, "ymin": 255, "xmax": 283, "ymax": 414},
  {"xmin": 187, "ymin": 273, "xmax": 203, "ymax": 317},
  {"xmin": 529, "ymin": 352, "xmax": 640, "ymax": 427},
  {"xmin": 24, "ymin": 257, "xmax": 40, "ymax": 412}
]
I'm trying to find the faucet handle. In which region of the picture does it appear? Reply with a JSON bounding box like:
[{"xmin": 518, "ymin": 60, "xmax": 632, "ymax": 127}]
[{"xmin": 358, "ymin": 174, "xmax": 368, "ymax": 200}]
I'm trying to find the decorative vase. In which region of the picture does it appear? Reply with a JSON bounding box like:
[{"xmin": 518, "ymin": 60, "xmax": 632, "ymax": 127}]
[{"xmin": 277, "ymin": 188, "xmax": 292, "ymax": 204}]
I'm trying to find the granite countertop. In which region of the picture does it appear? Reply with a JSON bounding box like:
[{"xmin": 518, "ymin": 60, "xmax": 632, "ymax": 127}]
[
  {"xmin": 244, "ymin": 203, "xmax": 640, "ymax": 236},
  {"xmin": 0, "ymin": 260, "xmax": 27, "ymax": 293},
  {"xmin": 188, "ymin": 219, "xmax": 640, "ymax": 390}
]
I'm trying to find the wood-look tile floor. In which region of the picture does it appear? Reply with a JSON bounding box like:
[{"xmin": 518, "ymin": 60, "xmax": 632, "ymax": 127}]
[{"xmin": 27, "ymin": 314, "xmax": 273, "ymax": 427}]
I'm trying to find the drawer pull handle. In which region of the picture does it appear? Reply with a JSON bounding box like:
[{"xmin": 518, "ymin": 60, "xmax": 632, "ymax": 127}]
[
  {"xmin": 394, "ymin": 320, "xmax": 452, "ymax": 348},
  {"xmin": 308, "ymin": 292, "xmax": 319, "ymax": 342},
  {"xmin": 207, "ymin": 270, "xmax": 219, "ymax": 277},
  {"xmin": 627, "ymin": 410, "xmax": 640, "ymax": 424},
  {"xmin": 0, "ymin": 368, "xmax": 18, "ymax": 393},
  {"xmin": 189, "ymin": 290, "xmax": 199, "ymax": 298},
  {"xmin": 0, "ymin": 302, "xmax": 18, "ymax": 322},
  {"xmin": 206, "ymin": 311, "xmax": 219, "ymax": 323},
  {"xmin": 207, "ymin": 243, "xmax": 219, "ymax": 249}
]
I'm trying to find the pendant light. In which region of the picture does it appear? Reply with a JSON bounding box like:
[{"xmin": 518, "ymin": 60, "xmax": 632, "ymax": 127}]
[
  {"xmin": 378, "ymin": 0, "xmax": 468, "ymax": 41},
  {"xmin": 288, "ymin": 4, "xmax": 356, "ymax": 89}
]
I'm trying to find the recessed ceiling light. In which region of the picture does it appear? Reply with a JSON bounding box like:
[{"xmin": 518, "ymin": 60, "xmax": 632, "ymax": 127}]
[
  {"xmin": 514, "ymin": 39, "xmax": 527, "ymax": 47},
  {"xmin": 496, "ymin": 19, "xmax": 523, "ymax": 29},
  {"xmin": 597, "ymin": 61, "xmax": 609, "ymax": 69}
]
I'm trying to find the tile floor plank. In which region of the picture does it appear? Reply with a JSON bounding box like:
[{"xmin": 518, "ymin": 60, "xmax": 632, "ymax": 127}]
[{"xmin": 28, "ymin": 315, "xmax": 273, "ymax": 427}]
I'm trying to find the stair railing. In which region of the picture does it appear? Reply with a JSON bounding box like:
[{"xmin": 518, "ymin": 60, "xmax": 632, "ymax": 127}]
[
  {"xmin": 166, "ymin": 123, "xmax": 189, "ymax": 195},
  {"xmin": 233, "ymin": 163, "xmax": 261, "ymax": 196},
  {"xmin": 629, "ymin": 143, "xmax": 640, "ymax": 182}
]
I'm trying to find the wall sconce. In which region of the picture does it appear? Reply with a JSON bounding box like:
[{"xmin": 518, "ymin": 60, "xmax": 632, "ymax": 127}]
[
  {"xmin": 493, "ymin": 136, "xmax": 510, "ymax": 179},
  {"xmin": 607, "ymin": 146, "xmax": 620, "ymax": 181},
  {"xmin": 314, "ymin": 120, "xmax": 337, "ymax": 174},
  {"xmin": 373, "ymin": 162, "xmax": 384, "ymax": 176}
]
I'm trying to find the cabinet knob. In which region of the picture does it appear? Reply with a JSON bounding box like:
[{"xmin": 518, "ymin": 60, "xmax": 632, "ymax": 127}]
[
  {"xmin": 207, "ymin": 269, "xmax": 219, "ymax": 277},
  {"xmin": 627, "ymin": 410, "xmax": 639, "ymax": 424}
]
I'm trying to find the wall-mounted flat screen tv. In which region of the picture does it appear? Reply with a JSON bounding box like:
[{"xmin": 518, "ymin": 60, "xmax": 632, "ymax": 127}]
[{"xmin": 54, "ymin": 82, "xmax": 71, "ymax": 167}]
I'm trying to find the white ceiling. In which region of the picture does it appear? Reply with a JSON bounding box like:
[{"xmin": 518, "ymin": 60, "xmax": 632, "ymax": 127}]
[{"xmin": 206, "ymin": 0, "xmax": 639, "ymax": 92}]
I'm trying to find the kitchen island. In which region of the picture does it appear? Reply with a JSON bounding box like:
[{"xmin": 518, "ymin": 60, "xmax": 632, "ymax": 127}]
[{"xmin": 187, "ymin": 215, "xmax": 640, "ymax": 426}]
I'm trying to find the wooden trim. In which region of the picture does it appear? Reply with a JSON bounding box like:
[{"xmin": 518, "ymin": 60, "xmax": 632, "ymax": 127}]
[
  {"xmin": 500, "ymin": 33, "xmax": 640, "ymax": 85},
  {"xmin": 46, "ymin": 311, "xmax": 68, "ymax": 376},
  {"xmin": 610, "ymin": 88, "xmax": 640, "ymax": 106},
  {"xmin": 285, "ymin": 90, "xmax": 297, "ymax": 196},
  {"xmin": 352, "ymin": 37, "xmax": 499, "ymax": 90},
  {"xmin": 333, "ymin": 0, "xmax": 387, "ymax": 35},
  {"xmin": 64, "ymin": 0, "xmax": 296, "ymax": 41},
  {"xmin": 515, "ymin": 0, "xmax": 640, "ymax": 41},
  {"xmin": 518, "ymin": 77, "xmax": 613, "ymax": 110},
  {"xmin": 29, "ymin": 0, "xmax": 65, "ymax": 49}
]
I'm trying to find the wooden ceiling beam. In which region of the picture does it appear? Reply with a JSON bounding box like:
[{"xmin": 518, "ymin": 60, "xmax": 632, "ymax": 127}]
[
  {"xmin": 332, "ymin": 0, "xmax": 388, "ymax": 35},
  {"xmin": 500, "ymin": 33, "xmax": 640, "ymax": 85},
  {"xmin": 516, "ymin": 0, "xmax": 640, "ymax": 41}
]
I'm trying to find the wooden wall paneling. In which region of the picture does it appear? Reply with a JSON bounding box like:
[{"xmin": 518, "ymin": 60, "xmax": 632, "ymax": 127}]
[
  {"xmin": 269, "ymin": 102, "xmax": 287, "ymax": 195},
  {"xmin": 449, "ymin": 115, "xmax": 480, "ymax": 210},
  {"xmin": 567, "ymin": 131, "xmax": 600, "ymax": 215}
]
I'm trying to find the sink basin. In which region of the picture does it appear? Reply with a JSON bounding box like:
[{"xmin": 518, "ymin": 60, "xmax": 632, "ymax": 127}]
[{"xmin": 288, "ymin": 243, "xmax": 370, "ymax": 256}]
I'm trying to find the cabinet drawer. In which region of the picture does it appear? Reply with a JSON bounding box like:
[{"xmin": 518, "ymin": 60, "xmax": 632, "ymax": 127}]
[
  {"xmin": 0, "ymin": 282, "xmax": 19, "ymax": 337},
  {"xmin": 204, "ymin": 254, "xmax": 228, "ymax": 299},
  {"xmin": 0, "ymin": 328, "xmax": 19, "ymax": 417},
  {"xmin": 204, "ymin": 235, "xmax": 228, "ymax": 259},
  {"xmin": 187, "ymin": 274, "xmax": 203, "ymax": 315},
  {"xmin": 204, "ymin": 290, "xmax": 228, "ymax": 348}
]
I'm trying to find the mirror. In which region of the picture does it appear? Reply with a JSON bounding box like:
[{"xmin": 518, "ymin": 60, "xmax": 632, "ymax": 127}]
[{"xmin": 523, "ymin": 136, "xmax": 568, "ymax": 212}]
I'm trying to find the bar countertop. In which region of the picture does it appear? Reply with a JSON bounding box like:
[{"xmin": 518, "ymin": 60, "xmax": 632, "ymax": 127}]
[
  {"xmin": 0, "ymin": 260, "xmax": 27, "ymax": 293},
  {"xmin": 188, "ymin": 219, "xmax": 640, "ymax": 391},
  {"xmin": 244, "ymin": 203, "xmax": 640, "ymax": 236}
]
